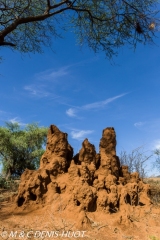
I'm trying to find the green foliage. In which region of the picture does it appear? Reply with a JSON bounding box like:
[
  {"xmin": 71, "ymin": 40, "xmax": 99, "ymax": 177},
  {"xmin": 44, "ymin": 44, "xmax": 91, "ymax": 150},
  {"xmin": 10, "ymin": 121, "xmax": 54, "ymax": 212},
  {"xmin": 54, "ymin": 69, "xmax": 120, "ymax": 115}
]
[
  {"xmin": 0, "ymin": 0, "xmax": 159, "ymax": 59},
  {"xmin": 149, "ymin": 236, "xmax": 160, "ymax": 240},
  {"xmin": 0, "ymin": 122, "xmax": 48, "ymax": 178},
  {"xmin": 0, "ymin": 174, "xmax": 19, "ymax": 191},
  {"xmin": 0, "ymin": 174, "xmax": 6, "ymax": 188}
]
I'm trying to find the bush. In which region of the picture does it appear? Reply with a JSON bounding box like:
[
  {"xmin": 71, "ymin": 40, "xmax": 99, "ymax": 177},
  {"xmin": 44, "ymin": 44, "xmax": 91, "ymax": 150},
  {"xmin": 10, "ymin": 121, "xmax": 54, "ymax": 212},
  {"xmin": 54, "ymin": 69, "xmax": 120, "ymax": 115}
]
[
  {"xmin": 0, "ymin": 174, "xmax": 19, "ymax": 192},
  {"xmin": 0, "ymin": 174, "xmax": 6, "ymax": 188}
]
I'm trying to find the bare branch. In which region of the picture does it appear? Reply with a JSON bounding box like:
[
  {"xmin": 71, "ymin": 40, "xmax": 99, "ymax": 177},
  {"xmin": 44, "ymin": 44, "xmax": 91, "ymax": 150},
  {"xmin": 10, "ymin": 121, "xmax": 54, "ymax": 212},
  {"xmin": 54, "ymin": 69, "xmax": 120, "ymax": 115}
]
[{"xmin": 0, "ymin": 41, "xmax": 16, "ymax": 46}]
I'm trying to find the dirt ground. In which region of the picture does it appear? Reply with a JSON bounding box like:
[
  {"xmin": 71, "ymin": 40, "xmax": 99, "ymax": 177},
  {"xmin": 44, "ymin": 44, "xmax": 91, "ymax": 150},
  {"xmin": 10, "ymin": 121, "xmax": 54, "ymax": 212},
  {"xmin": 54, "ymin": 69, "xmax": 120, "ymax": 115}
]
[
  {"xmin": 0, "ymin": 193, "xmax": 160, "ymax": 240},
  {"xmin": 0, "ymin": 175, "xmax": 160, "ymax": 240}
]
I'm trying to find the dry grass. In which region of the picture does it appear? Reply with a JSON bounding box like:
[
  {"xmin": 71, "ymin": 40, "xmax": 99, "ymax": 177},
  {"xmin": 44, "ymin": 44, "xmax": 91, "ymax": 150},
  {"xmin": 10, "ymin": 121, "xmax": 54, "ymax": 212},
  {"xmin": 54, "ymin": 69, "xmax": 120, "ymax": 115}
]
[
  {"xmin": 144, "ymin": 177, "xmax": 160, "ymax": 206},
  {"xmin": 0, "ymin": 178, "xmax": 19, "ymax": 202}
]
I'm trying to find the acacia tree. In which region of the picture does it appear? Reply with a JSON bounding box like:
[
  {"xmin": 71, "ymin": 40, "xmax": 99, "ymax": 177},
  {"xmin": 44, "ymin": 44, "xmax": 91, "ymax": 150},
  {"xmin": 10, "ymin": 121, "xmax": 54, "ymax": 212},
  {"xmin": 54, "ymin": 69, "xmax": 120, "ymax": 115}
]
[
  {"xmin": 0, "ymin": 122, "xmax": 48, "ymax": 179},
  {"xmin": 0, "ymin": 0, "xmax": 159, "ymax": 59}
]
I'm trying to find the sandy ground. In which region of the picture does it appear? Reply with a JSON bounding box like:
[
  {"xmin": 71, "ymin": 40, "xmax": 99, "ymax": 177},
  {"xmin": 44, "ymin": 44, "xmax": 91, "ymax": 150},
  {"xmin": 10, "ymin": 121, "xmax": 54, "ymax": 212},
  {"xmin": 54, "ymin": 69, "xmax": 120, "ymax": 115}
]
[
  {"xmin": 0, "ymin": 196, "xmax": 160, "ymax": 240},
  {"xmin": 0, "ymin": 177, "xmax": 160, "ymax": 240}
]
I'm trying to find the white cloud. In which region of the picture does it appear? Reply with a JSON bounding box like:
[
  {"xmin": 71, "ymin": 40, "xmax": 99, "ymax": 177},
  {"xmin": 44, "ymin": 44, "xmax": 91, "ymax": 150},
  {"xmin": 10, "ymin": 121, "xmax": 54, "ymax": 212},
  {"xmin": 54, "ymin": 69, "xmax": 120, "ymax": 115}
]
[
  {"xmin": 23, "ymin": 65, "xmax": 71, "ymax": 99},
  {"xmin": 70, "ymin": 129, "xmax": 94, "ymax": 140},
  {"xmin": 24, "ymin": 85, "xmax": 50, "ymax": 97},
  {"xmin": 0, "ymin": 110, "xmax": 6, "ymax": 115},
  {"xmin": 9, "ymin": 117, "xmax": 26, "ymax": 126},
  {"xmin": 66, "ymin": 108, "xmax": 77, "ymax": 117},
  {"xmin": 36, "ymin": 59, "xmax": 97, "ymax": 81},
  {"xmin": 82, "ymin": 93, "xmax": 127, "ymax": 110},
  {"xmin": 152, "ymin": 139, "xmax": 160, "ymax": 150},
  {"xmin": 66, "ymin": 93, "xmax": 127, "ymax": 118},
  {"xmin": 134, "ymin": 119, "xmax": 160, "ymax": 133},
  {"xmin": 36, "ymin": 67, "xmax": 69, "ymax": 81},
  {"xmin": 134, "ymin": 121, "xmax": 146, "ymax": 127}
]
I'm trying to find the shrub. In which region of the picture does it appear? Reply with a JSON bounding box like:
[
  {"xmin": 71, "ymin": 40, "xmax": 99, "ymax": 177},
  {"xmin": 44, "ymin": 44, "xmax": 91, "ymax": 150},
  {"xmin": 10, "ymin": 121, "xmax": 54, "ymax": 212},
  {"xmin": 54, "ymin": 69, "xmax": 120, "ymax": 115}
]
[{"xmin": 0, "ymin": 174, "xmax": 19, "ymax": 192}]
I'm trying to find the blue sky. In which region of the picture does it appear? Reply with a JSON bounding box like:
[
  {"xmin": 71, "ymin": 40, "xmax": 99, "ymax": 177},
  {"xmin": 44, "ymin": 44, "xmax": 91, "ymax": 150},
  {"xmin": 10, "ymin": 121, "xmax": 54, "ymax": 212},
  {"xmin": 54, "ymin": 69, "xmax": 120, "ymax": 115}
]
[{"xmin": 0, "ymin": 30, "xmax": 160, "ymax": 176}]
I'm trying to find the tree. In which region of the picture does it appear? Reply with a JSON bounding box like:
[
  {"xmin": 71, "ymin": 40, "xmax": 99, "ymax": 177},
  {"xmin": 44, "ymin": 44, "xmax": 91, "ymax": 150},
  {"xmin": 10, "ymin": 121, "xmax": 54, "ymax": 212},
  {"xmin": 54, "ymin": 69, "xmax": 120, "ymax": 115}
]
[
  {"xmin": 119, "ymin": 146, "xmax": 152, "ymax": 178},
  {"xmin": 0, "ymin": 0, "xmax": 159, "ymax": 59},
  {"xmin": 0, "ymin": 122, "xmax": 48, "ymax": 179},
  {"xmin": 154, "ymin": 148, "xmax": 160, "ymax": 172}
]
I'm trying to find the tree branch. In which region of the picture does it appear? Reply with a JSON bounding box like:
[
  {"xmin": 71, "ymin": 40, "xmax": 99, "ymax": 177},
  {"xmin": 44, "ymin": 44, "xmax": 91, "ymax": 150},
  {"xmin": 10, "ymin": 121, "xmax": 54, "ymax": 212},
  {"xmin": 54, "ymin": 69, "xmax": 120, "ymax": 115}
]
[
  {"xmin": 0, "ymin": 3, "xmax": 70, "ymax": 41},
  {"xmin": 0, "ymin": 0, "xmax": 113, "ymax": 43},
  {"xmin": 0, "ymin": 41, "xmax": 16, "ymax": 46},
  {"xmin": 0, "ymin": 0, "xmax": 158, "ymax": 53}
]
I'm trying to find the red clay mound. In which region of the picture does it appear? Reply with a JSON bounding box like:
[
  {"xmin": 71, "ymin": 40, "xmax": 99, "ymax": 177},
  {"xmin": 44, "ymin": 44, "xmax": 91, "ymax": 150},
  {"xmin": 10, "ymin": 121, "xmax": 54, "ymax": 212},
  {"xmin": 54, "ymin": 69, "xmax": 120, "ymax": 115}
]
[{"xmin": 15, "ymin": 125, "xmax": 152, "ymax": 229}]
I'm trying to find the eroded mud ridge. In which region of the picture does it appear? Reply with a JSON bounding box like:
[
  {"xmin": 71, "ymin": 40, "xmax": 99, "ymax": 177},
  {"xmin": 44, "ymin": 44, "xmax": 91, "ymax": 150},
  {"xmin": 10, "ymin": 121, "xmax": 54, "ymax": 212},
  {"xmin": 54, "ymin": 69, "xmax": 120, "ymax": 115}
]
[{"xmin": 16, "ymin": 125, "xmax": 151, "ymax": 213}]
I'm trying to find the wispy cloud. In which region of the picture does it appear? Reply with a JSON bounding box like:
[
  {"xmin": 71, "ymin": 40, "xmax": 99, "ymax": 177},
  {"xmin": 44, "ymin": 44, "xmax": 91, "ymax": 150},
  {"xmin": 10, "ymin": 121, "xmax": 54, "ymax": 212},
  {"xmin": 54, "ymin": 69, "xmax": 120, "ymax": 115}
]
[
  {"xmin": 70, "ymin": 128, "xmax": 94, "ymax": 140},
  {"xmin": 23, "ymin": 65, "xmax": 72, "ymax": 99},
  {"xmin": 66, "ymin": 93, "xmax": 127, "ymax": 118},
  {"xmin": 134, "ymin": 121, "xmax": 146, "ymax": 128},
  {"xmin": 35, "ymin": 66, "xmax": 69, "ymax": 81},
  {"xmin": 82, "ymin": 93, "xmax": 127, "ymax": 110},
  {"xmin": 134, "ymin": 119, "xmax": 160, "ymax": 133},
  {"xmin": 9, "ymin": 117, "xmax": 26, "ymax": 126},
  {"xmin": 0, "ymin": 110, "xmax": 6, "ymax": 115},
  {"xmin": 34, "ymin": 59, "xmax": 97, "ymax": 81},
  {"xmin": 24, "ymin": 85, "xmax": 50, "ymax": 98},
  {"xmin": 66, "ymin": 108, "xmax": 77, "ymax": 117},
  {"xmin": 36, "ymin": 58, "xmax": 98, "ymax": 81},
  {"xmin": 24, "ymin": 61, "xmax": 99, "ymax": 100}
]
